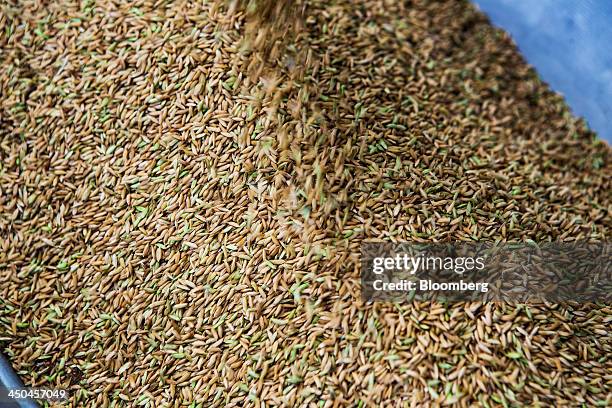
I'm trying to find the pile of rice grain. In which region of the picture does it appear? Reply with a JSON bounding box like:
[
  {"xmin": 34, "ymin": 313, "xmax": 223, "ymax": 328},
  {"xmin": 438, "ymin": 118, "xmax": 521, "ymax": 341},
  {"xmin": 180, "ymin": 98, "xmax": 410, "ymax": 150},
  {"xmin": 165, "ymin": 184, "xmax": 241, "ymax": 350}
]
[{"xmin": 1, "ymin": 0, "xmax": 610, "ymax": 407}]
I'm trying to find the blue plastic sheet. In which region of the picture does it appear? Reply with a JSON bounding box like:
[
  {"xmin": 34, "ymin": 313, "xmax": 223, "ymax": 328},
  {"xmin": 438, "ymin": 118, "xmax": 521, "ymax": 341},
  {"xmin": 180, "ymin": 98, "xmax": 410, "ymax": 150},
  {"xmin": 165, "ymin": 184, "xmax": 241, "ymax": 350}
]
[{"xmin": 473, "ymin": 0, "xmax": 612, "ymax": 142}]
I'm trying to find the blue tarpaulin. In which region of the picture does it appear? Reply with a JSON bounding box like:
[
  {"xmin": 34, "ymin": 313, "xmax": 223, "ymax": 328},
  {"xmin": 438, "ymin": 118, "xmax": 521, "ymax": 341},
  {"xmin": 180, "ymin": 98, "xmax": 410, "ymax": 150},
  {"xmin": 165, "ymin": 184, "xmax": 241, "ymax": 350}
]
[{"xmin": 473, "ymin": 0, "xmax": 612, "ymax": 143}]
